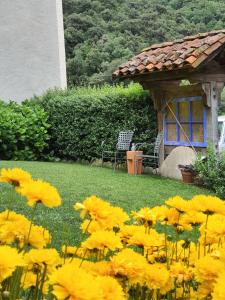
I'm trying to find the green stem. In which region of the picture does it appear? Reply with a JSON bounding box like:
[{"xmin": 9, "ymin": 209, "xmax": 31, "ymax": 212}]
[
  {"xmin": 24, "ymin": 203, "xmax": 37, "ymax": 250},
  {"xmin": 204, "ymin": 214, "xmax": 209, "ymax": 256}
]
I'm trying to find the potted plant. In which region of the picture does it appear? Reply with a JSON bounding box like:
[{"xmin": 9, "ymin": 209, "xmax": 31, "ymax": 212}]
[{"xmin": 178, "ymin": 164, "xmax": 195, "ymax": 184}]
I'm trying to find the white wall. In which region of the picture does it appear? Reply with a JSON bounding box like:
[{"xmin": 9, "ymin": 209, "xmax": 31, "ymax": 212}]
[{"xmin": 0, "ymin": 0, "xmax": 67, "ymax": 103}]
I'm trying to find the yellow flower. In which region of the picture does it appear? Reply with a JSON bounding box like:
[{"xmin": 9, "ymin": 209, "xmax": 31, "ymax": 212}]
[
  {"xmin": 20, "ymin": 271, "xmax": 49, "ymax": 294},
  {"xmin": 0, "ymin": 168, "xmax": 32, "ymax": 186},
  {"xmin": 164, "ymin": 208, "xmax": 180, "ymax": 226},
  {"xmin": 17, "ymin": 179, "xmax": 61, "ymax": 208},
  {"xmin": 80, "ymin": 220, "xmax": 103, "ymax": 234},
  {"xmin": 0, "ymin": 246, "xmax": 25, "ymax": 282},
  {"xmin": 0, "ymin": 211, "xmax": 51, "ymax": 249},
  {"xmin": 195, "ymin": 256, "xmax": 223, "ymax": 298},
  {"xmin": 97, "ymin": 276, "xmax": 126, "ymax": 300},
  {"xmin": 27, "ymin": 225, "xmax": 51, "ymax": 249},
  {"xmin": 61, "ymin": 245, "xmax": 77, "ymax": 256},
  {"xmin": 131, "ymin": 207, "xmax": 156, "ymax": 226},
  {"xmin": 180, "ymin": 211, "xmax": 205, "ymax": 226},
  {"xmin": 212, "ymin": 270, "xmax": 225, "ymax": 300},
  {"xmin": 85, "ymin": 261, "xmax": 112, "ymax": 276},
  {"xmin": 166, "ymin": 196, "xmax": 190, "ymax": 213},
  {"xmin": 74, "ymin": 196, "xmax": 111, "ymax": 220},
  {"xmin": 82, "ymin": 230, "xmax": 122, "ymax": 253},
  {"xmin": 24, "ymin": 249, "xmax": 61, "ymax": 271},
  {"xmin": 50, "ymin": 264, "xmax": 103, "ymax": 300},
  {"xmin": 199, "ymin": 214, "xmax": 225, "ymax": 245},
  {"xmin": 110, "ymin": 249, "xmax": 148, "ymax": 285},
  {"xmin": 170, "ymin": 262, "xmax": 194, "ymax": 284},
  {"xmin": 195, "ymin": 256, "xmax": 223, "ymax": 283},
  {"xmin": 74, "ymin": 196, "xmax": 129, "ymax": 230},
  {"xmin": 0, "ymin": 210, "xmax": 29, "ymax": 225},
  {"xmin": 145, "ymin": 264, "xmax": 172, "ymax": 292},
  {"xmin": 119, "ymin": 225, "xmax": 145, "ymax": 244},
  {"xmin": 129, "ymin": 229, "xmax": 164, "ymax": 249},
  {"xmin": 189, "ymin": 195, "xmax": 225, "ymax": 215},
  {"xmin": 0, "ymin": 217, "xmax": 30, "ymax": 245},
  {"xmin": 149, "ymin": 205, "xmax": 171, "ymax": 222}
]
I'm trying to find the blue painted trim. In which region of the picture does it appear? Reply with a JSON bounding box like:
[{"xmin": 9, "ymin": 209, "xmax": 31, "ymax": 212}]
[
  {"xmin": 173, "ymin": 96, "xmax": 202, "ymax": 102},
  {"xmin": 176, "ymin": 102, "xmax": 180, "ymax": 142},
  {"xmin": 164, "ymin": 96, "xmax": 208, "ymax": 147},
  {"xmin": 164, "ymin": 141, "xmax": 207, "ymax": 147},
  {"xmin": 190, "ymin": 102, "xmax": 193, "ymax": 142}
]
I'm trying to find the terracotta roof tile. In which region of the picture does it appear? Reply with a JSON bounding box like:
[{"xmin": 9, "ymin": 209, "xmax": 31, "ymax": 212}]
[{"xmin": 113, "ymin": 29, "xmax": 225, "ymax": 78}]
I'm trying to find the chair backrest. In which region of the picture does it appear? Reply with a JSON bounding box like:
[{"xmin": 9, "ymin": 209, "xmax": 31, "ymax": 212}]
[
  {"xmin": 154, "ymin": 132, "xmax": 163, "ymax": 155},
  {"xmin": 117, "ymin": 131, "xmax": 134, "ymax": 151}
]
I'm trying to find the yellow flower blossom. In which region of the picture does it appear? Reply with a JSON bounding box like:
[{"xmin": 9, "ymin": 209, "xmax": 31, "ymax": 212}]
[
  {"xmin": 21, "ymin": 271, "xmax": 49, "ymax": 294},
  {"xmin": 85, "ymin": 261, "xmax": 112, "ymax": 276},
  {"xmin": 24, "ymin": 249, "xmax": 61, "ymax": 271},
  {"xmin": 110, "ymin": 249, "xmax": 148, "ymax": 285},
  {"xmin": 0, "ymin": 246, "xmax": 25, "ymax": 282},
  {"xmin": 170, "ymin": 262, "xmax": 194, "ymax": 284},
  {"xmin": 129, "ymin": 229, "xmax": 164, "ymax": 249},
  {"xmin": 145, "ymin": 264, "xmax": 172, "ymax": 293},
  {"xmin": 0, "ymin": 212, "xmax": 51, "ymax": 249},
  {"xmin": 119, "ymin": 225, "xmax": 145, "ymax": 244},
  {"xmin": 17, "ymin": 179, "xmax": 61, "ymax": 208},
  {"xmin": 212, "ymin": 270, "xmax": 225, "ymax": 300},
  {"xmin": 80, "ymin": 219, "xmax": 103, "ymax": 234},
  {"xmin": 50, "ymin": 264, "xmax": 103, "ymax": 300},
  {"xmin": 131, "ymin": 207, "xmax": 157, "ymax": 226},
  {"xmin": 166, "ymin": 196, "xmax": 190, "ymax": 213},
  {"xmin": 0, "ymin": 168, "xmax": 32, "ymax": 186},
  {"xmin": 189, "ymin": 195, "xmax": 225, "ymax": 215},
  {"xmin": 97, "ymin": 276, "xmax": 126, "ymax": 300},
  {"xmin": 74, "ymin": 196, "xmax": 111, "ymax": 220},
  {"xmin": 75, "ymin": 196, "xmax": 129, "ymax": 230},
  {"xmin": 82, "ymin": 230, "xmax": 122, "ymax": 253},
  {"xmin": 199, "ymin": 214, "xmax": 225, "ymax": 245}
]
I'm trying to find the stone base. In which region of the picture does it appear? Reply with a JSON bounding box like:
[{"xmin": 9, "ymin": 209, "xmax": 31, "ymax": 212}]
[{"xmin": 159, "ymin": 146, "xmax": 197, "ymax": 180}]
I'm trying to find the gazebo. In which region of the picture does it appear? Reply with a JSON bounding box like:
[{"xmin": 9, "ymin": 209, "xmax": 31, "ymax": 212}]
[{"xmin": 113, "ymin": 29, "xmax": 225, "ymax": 166}]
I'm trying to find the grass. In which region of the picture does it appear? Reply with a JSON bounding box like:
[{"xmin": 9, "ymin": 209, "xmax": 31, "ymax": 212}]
[{"xmin": 0, "ymin": 160, "xmax": 211, "ymax": 248}]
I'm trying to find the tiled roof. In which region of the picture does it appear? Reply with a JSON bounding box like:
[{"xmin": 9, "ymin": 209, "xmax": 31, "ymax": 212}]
[{"xmin": 113, "ymin": 29, "xmax": 225, "ymax": 78}]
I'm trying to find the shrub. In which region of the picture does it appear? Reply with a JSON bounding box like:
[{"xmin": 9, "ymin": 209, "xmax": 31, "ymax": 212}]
[
  {"xmin": 0, "ymin": 101, "xmax": 50, "ymax": 160},
  {"xmin": 193, "ymin": 144, "xmax": 225, "ymax": 198},
  {"xmin": 35, "ymin": 83, "xmax": 157, "ymax": 161}
]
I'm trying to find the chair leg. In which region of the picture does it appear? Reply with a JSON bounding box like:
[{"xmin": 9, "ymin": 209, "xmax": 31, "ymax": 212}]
[
  {"xmin": 114, "ymin": 152, "xmax": 117, "ymax": 171},
  {"xmin": 101, "ymin": 152, "xmax": 104, "ymax": 167}
]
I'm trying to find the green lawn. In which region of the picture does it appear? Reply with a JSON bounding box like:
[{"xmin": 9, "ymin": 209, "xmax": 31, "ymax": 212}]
[{"xmin": 0, "ymin": 160, "xmax": 211, "ymax": 248}]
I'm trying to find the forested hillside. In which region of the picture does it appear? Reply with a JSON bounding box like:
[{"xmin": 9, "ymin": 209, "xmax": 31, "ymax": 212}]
[{"xmin": 63, "ymin": 0, "xmax": 225, "ymax": 86}]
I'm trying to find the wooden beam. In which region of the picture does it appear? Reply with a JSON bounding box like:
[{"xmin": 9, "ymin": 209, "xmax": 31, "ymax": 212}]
[{"xmin": 209, "ymin": 81, "xmax": 225, "ymax": 151}]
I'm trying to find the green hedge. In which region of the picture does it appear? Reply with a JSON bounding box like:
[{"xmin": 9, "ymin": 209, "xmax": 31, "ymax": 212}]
[
  {"xmin": 0, "ymin": 101, "xmax": 50, "ymax": 161},
  {"xmin": 37, "ymin": 84, "xmax": 157, "ymax": 161}
]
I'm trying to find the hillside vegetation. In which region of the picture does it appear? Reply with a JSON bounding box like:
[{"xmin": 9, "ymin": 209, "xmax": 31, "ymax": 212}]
[{"xmin": 63, "ymin": 0, "xmax": 225, "ymax": 86}]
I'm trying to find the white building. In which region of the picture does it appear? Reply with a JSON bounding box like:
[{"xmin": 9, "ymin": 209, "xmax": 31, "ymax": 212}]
[{"xmin": 0, "ymin": 0, "xmax": 67, "ymax": 103}]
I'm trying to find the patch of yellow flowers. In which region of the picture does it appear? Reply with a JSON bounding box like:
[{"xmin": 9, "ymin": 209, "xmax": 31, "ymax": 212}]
[{"xmin": 1, "ymin": 168, "xmax": 225, "ymax": 299}]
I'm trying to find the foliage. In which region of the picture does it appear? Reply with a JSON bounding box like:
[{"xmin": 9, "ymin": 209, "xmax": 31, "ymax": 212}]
[
  {"xmin": 0, "ymin": 167, "xmax": 224, "ymax": 299},
  {"xmin": 62, "ymin": 0, "xmax": 225, "ymax": 86},
  {"xmin": 35, "ymin": 83, "xmax": 157, "ymax": 161},
  {"xmin": 0, "ymin": 101, "xmax": 50, "ymax": 161},
  {"xmin": 193, "ymin": 144, "xmax": 225, "ymax": 198}
]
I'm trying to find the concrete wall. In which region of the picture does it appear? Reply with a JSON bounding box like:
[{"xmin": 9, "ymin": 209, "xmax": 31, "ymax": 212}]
[{"xmin": 0, "ymin": 0, "xmax": 67, "ymax": 103}]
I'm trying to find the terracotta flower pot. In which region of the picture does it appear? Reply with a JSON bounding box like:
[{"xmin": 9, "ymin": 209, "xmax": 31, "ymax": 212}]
[{"xmin": 180, "ymin": 169, "xmax": 194, "ymax": 184}]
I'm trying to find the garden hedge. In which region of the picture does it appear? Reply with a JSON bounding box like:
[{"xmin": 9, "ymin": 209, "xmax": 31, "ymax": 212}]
[
  {"xmin": 0, "ymin": 101, "xmax": 49, "ymax": 161},
  {"xmin": 36, "ymin": 84, "xmax": 157, "ymax": 161}
]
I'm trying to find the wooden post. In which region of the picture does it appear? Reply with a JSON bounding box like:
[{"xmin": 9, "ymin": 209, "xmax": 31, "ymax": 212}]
[{"xmin": 210, "ymin": 81, "xmax": 224, "ymax": 151}]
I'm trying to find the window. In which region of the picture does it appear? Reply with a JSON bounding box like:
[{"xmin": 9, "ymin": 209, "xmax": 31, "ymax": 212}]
[{"xmin": 164, "ymin": 96, "xmax": 207, "ymax": 147}]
